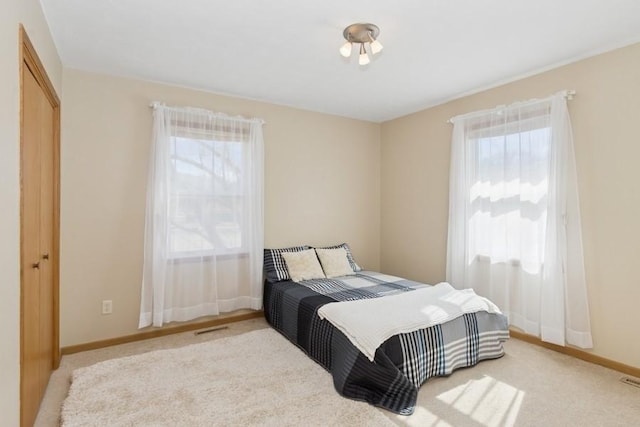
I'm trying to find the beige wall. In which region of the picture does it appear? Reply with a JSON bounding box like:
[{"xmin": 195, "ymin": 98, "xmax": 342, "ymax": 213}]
[
  {"xmin": 60, "ymin": 69, "xmax": 381, "ymax": 346},
  {"xmin": 381, "ymin": 42, "xmax": 640, "ymax": 368},
  {"xmin": 0, "ymin": 1, "xmax": 62, "ymax": 424}
]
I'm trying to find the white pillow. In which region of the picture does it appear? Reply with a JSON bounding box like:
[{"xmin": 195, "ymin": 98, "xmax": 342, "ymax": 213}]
[
  {"xmin": 281, "ymin": 249, "xmax": 326, "ymax": 282},
  {"xmin": 315, "ymin": 248, "xmax": 355, "ymax": 278}
]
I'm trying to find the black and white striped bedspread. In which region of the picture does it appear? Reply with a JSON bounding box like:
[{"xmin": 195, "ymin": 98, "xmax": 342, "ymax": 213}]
[{"xmin": 263, "ymin": 271, "xmax": 509, "ymax": 415}]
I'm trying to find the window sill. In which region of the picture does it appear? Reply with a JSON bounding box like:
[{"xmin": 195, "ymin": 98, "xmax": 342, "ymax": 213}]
[
  {"xmin": 169, "ymin": 251, "xmax": 249, "ymax": 264},
  {"xmin": 474, "ymin": 254, "xmax": 522, "ymax": 267}
]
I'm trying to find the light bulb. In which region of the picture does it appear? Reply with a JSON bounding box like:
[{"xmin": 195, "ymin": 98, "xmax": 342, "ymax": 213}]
[
  {"xmin": 339, "ymin": 41, "xmax": 352, "ymax": 58},
  {"xmin": 358, "ymin": 45, "xmax": 370, "ymax": 66},
  {"xmin": 370, "ymin": 39, "xmax": 383, "ymax": 55}
]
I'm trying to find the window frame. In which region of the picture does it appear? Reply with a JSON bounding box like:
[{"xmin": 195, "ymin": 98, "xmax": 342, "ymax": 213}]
[
  {"xmin": 166, "ymin": 124, "xmax": 250, "ymax": 260},
  {"xmin": 465, "ymin": 109, "xmax": 552, "ymax": 266}
]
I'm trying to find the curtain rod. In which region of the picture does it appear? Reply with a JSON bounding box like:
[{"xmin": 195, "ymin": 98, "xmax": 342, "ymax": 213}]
[
  {"xmin": 149, "ymin": 102, "xmax": 265, "ymax": 125},
  {"xmin": 446, "ymin": 90, "xmax": 575, "ymax": 124}
]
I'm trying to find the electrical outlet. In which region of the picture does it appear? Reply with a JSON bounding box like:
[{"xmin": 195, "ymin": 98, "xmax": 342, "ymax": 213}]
[{"xmin": 102, "ymin": 300, "xmax": 113, "ymax": 315}]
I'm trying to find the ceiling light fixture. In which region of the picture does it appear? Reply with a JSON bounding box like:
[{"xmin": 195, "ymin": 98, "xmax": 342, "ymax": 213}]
[{"xmin": 339, "ymin": 23, "xmax": 383, "ymax": 65}]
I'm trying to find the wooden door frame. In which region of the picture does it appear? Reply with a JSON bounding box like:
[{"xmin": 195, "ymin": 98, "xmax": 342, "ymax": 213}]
[{"xmin": 19, "ymin": 23, "xmax": 61, "ymax": 422}]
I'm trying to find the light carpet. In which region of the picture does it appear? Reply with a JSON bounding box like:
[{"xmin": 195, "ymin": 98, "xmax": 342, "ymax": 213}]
[{"xmin": 61, "ymin": 328, "xmax": 394, "ymax": 426}]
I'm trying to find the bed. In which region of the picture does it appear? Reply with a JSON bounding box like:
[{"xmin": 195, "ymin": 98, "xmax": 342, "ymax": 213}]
[{"xmin": 263, "ymin": 244, "xmax": 509, "ymax": 415}]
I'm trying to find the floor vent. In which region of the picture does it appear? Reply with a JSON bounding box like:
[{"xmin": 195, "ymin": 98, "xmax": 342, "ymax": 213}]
[
  {"xmin": 620, "ymin": 377, "xmax": 640, "ymax": 388},
  {"xmin": 194, "ymin": 326, "xmax": 229, "ymax": 336}
]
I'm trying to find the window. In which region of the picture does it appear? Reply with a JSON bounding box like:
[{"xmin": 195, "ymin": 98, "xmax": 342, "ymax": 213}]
[
  {"xmin": 139, "ymin": 104, "xmax": 264, "ymax": 328},
  {"xmin": 447, "ymin": 92, "xmax": 592, "ymax": 348},
  {"xmin": 169, "ymin": 136, "xmax": 245, "ymax": 257},
  {"xmin": 467, "ymin": 121, "xmax": 551, "ymax": 272}
]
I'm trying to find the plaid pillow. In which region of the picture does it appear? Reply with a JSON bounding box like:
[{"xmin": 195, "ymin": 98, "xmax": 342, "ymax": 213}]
[
  {"xmin": 264, "ymin": 246, "xmax": 310, "ymax": 282},
  {"xmin": 314, "ymin": 243, "xmax": 362, "ymax": 272}
]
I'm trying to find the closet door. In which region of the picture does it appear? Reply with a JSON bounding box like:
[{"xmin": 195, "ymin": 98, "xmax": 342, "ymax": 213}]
[
  {"xmin": 21, "ymin": 59, "xmax": 44, "ymax": 427},
  {"xmin": 37, "ymin": 67, "xmax": 55, "ymax": 399},
  {"xmin": 20, "ymin": 26, "xmax": 60, "ymax": 427}
]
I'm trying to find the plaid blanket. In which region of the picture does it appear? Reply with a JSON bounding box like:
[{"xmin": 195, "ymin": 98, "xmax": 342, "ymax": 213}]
[{"xmin": 263, "ymin": 271, "xmax": 509, "ymax": 415}]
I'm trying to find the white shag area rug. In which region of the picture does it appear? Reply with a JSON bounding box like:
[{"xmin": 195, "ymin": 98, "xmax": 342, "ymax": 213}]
[{"xmin": 61, "ymin": 328, "xmax": 395, "ymax": 426}]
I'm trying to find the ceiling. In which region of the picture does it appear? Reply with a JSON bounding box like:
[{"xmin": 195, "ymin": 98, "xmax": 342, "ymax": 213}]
[{"xmin": 40, "ymin": 0, "xmax": 640, "ymax": 122}]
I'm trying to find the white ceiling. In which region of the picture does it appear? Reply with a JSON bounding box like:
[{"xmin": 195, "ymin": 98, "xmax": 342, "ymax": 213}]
[{"xmin": 40, "ymin": 0, "xmax": 640, "ymax": 122}]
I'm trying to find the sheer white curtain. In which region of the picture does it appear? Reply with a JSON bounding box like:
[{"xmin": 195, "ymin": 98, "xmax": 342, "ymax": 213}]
[
  {"xmin": 139, "ymin": 104, "xmax": 264, "ymax": 328},
  {"xmin": 446, "ymin": 92, "xmax": 592, "ymax": 348}
]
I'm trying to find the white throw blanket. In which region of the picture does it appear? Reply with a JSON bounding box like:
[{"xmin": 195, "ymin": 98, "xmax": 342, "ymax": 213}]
[{"xmin": 317, "ymin": 282, "xmax": 501, "ymax": 362}]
